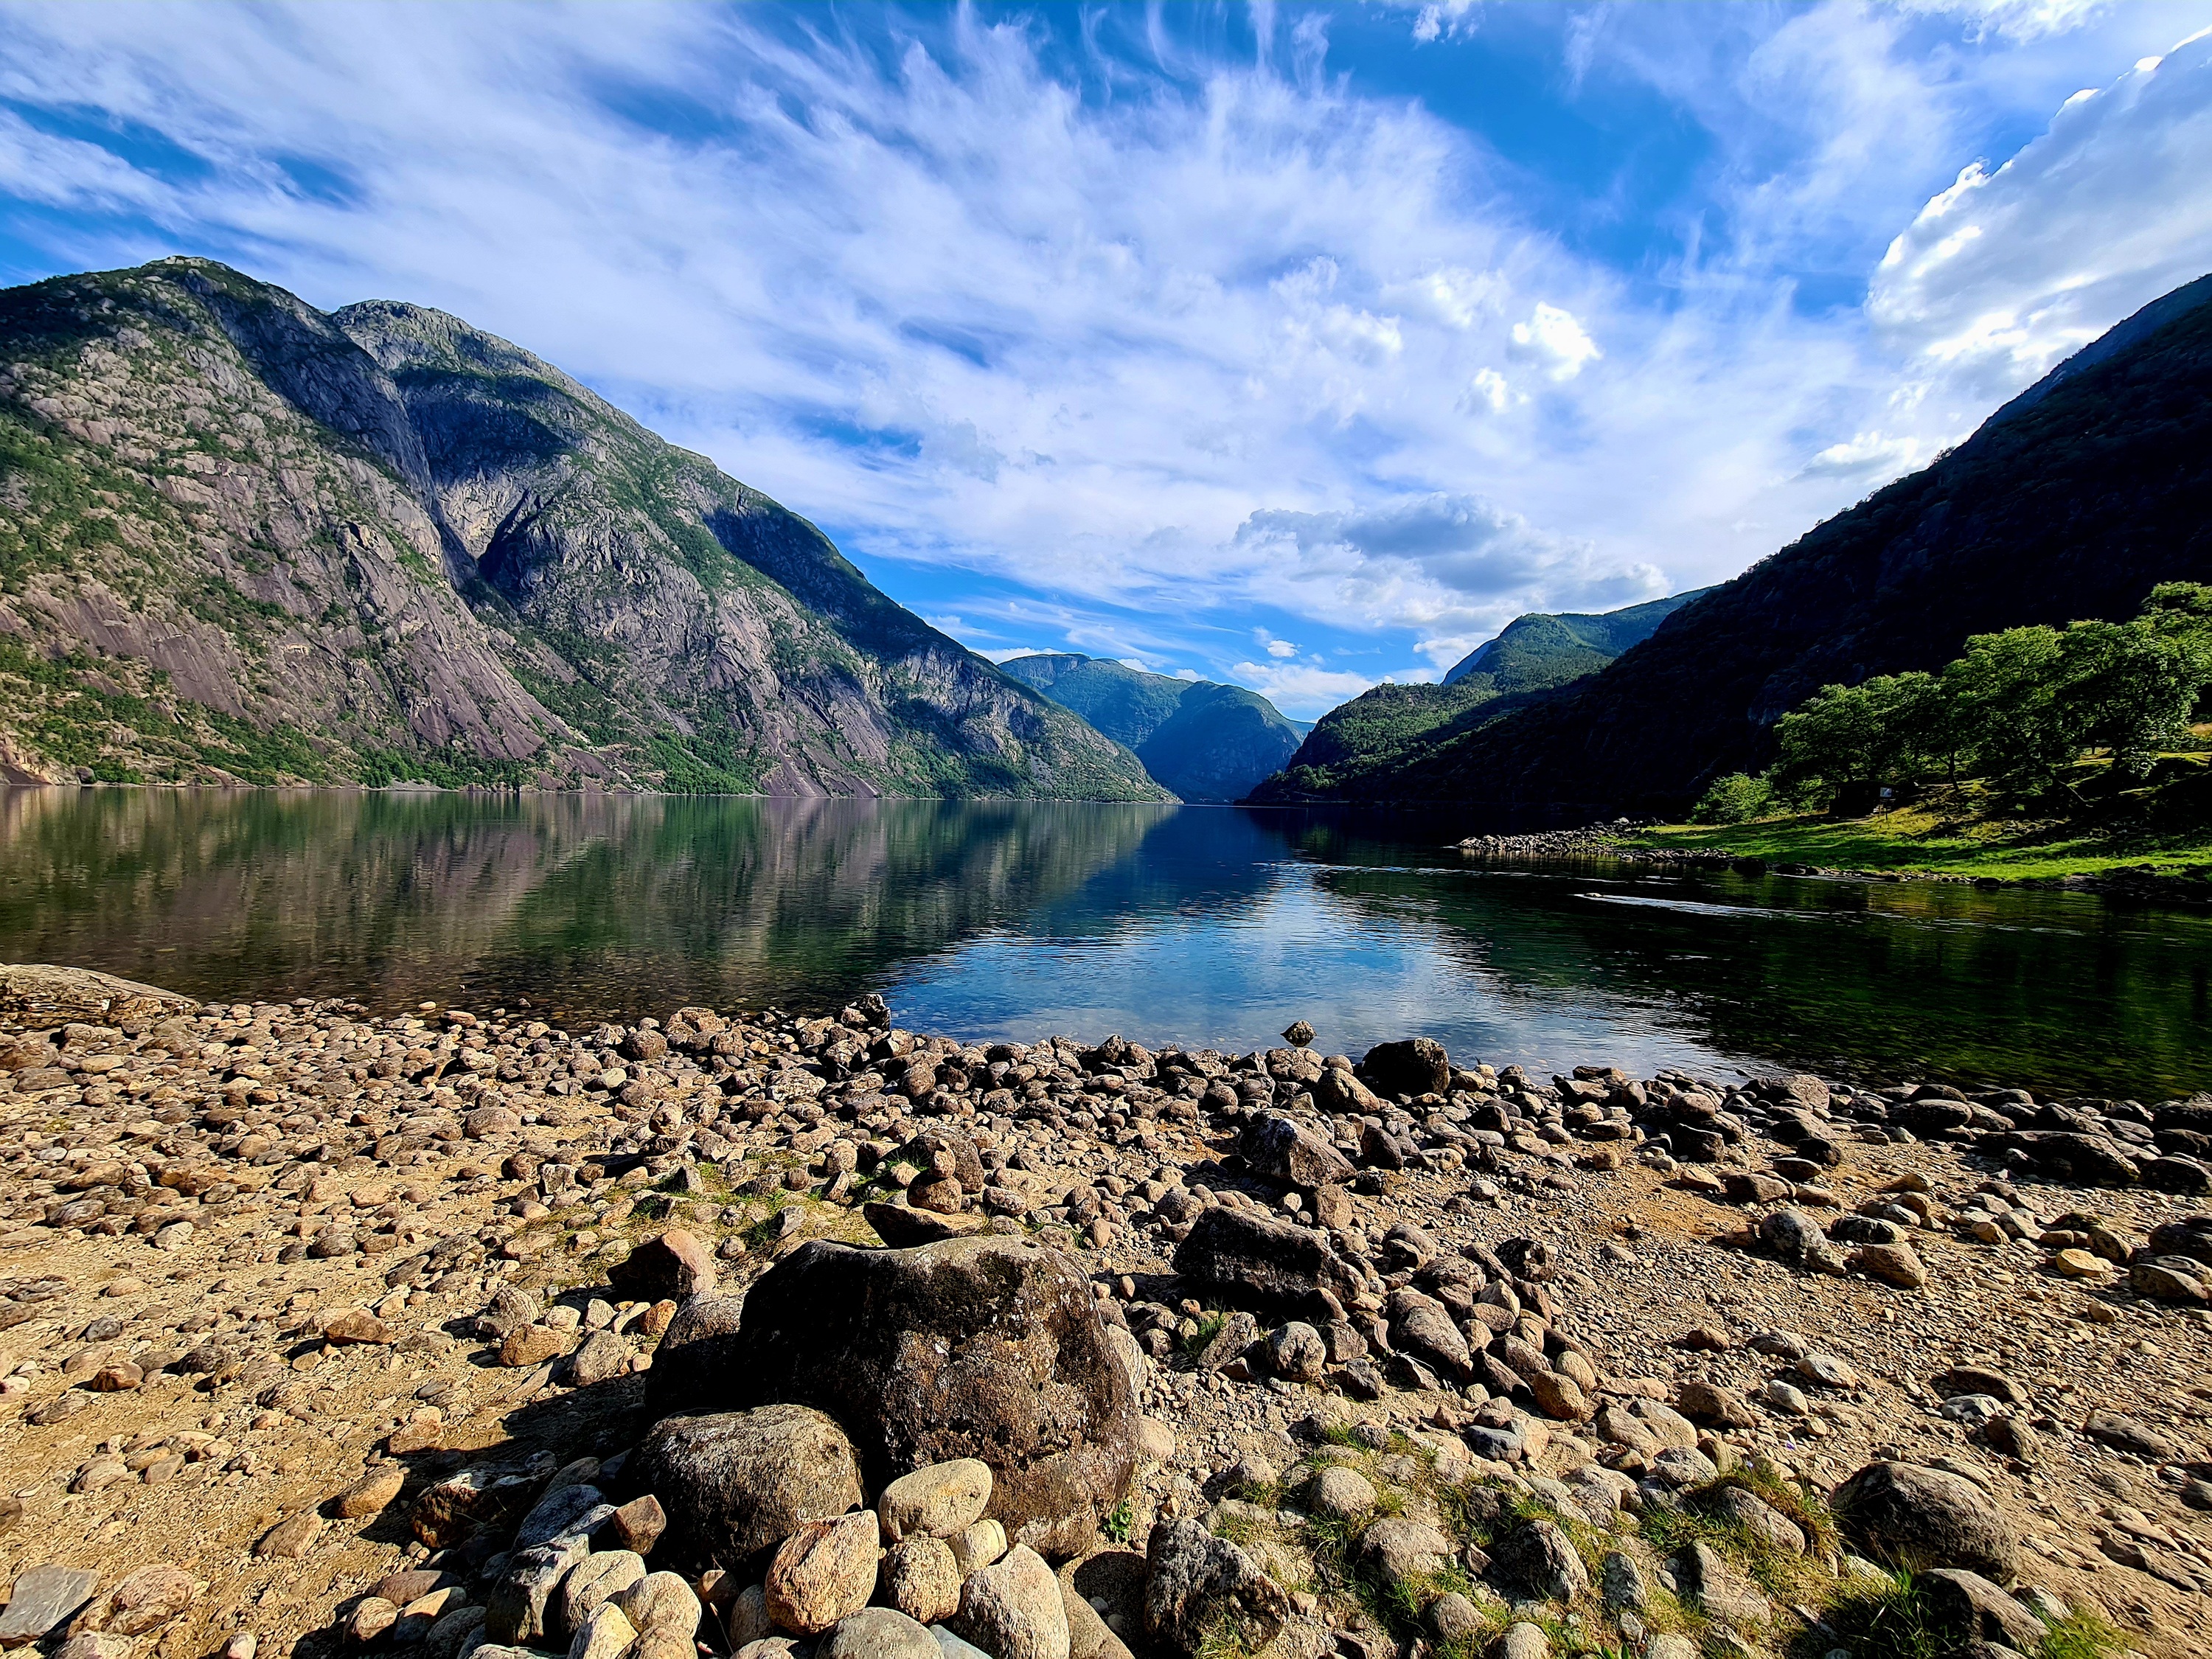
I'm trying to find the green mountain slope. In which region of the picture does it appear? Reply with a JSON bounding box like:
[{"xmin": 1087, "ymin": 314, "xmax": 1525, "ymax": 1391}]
[
  {"xmin": 1253, "ymin": 271, "xmax": 2212, "ymax": 818},
  {"xmin": 1441, "ymin": 588, "xmax": 1713, "ymax": 688},
  {"xmin": 0, "ymin": 259, "xmax": 1166, "ymax": 799},
  {"xmin": 996, "ymin": 653, "xmax": 1307, "ymax": 802},
  {"xmin": 1248, "ymin": 588, "xmax": 1710, "ymax": 803}
]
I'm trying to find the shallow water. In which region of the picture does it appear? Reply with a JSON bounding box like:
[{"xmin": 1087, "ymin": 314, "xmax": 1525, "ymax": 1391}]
[{"xmin": 1, "ymin": 788, "xmax": 2206, "ymax": 1099}]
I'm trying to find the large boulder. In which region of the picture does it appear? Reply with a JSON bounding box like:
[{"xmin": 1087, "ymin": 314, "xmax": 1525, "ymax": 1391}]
[
  {"xmin": 1357, "ymin": 1039, "xmax": 1450, "ymax": 1099},
  {"xmin": 644, "ymin": 1295, "xmax": 747, "ymax": 1415},
  {"xmin": 1830, "ymin": 1461, "xmax": 2017, "ymax": 1579},
  {"xmin": 727, "ymin": 1237, "xmax": 1138, "ymax": 1557},
  {"xmin": 634, "ymin": 1405, "xmax": 864, "ymax": 1571},
  {"xmin": 1171, "ymin": 1208, "xmax": 1363, "ymax": 1321}
]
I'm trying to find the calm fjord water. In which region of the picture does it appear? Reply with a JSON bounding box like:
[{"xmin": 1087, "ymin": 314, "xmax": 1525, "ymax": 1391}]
[{"xmin": 3, "ymin": 788, "xmax": 2207, "ymax": 1099}]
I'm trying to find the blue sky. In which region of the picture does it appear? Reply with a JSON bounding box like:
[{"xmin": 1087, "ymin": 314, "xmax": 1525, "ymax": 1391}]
[{"xmin": 2, "ymin": 2, "xmax": 2210, "ymax": 717}]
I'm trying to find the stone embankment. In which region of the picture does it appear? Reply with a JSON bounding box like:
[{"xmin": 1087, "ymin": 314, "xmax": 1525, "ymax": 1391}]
[{"xmin": 0, "ymin": 968, "xmax": 2206, "ymax": 1659}]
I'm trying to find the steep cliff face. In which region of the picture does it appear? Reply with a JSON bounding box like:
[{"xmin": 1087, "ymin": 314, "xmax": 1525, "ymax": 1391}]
[
  {"xmin": 1253, "ymin": 271, "xmax": 2212, "ymax": 818},
  {"xmin": 995, "ymin": 652, "xmax": 1306, "ymax": 802},
  {"xmin": 0, "ymin": 259, "xmax": 1164, "ymax": 799}
]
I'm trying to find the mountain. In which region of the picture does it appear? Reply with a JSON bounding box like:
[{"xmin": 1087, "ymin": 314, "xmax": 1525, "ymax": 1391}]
[
  {"xmin": 0, "ymin": 258, "xmax": 1166, "ymax": 799},
  {"xmin": 1247, "ymin": 588, "xmax": 1710, "ymax": 804},
  {"xmin": 995, "ymin": 653, "xmax": 1307, "ymax": 802},
  {"xmin": 1251, "ymin": 271, "xmax": 2212, "ymax": 818},
  {"xmin": 1441, "ymin": 589, "xmax": 1713, "ymax": 687}
]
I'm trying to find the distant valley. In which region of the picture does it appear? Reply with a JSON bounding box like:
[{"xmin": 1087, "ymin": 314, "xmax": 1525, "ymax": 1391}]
[{"xmin": 996, "ymin": 653, "xmax": 1307, "ymax": 803}]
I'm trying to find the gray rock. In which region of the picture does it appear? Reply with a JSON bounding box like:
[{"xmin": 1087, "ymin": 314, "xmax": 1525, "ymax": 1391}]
[
  {"xmin": 1674, "ymin": 1541, "xmax": 1769, "ymax": 1625},
  {"xmin": 954, "ymin": 1545, "xmax": 1067, "ymax": 1659},
  {"xmin": 636, "ymin": 1403, "xmax": 863, "ymax": 1571},
  {"xmin": 1490, "ymin": 1520, "xmax": 1589, "ymax": 1602},
  {"xmin": 1171, "ymin": 1207, "xmax": 1363, "ymax": 1321},
  {"xmin": 1831, "ymin": 1461, "xmax": 2017, "ymax": 1579},
  {"xmin": 1142, "ymin": 1519, "xmax": 1287, "ymax": 1657},
  {"xmin": 484, "ymin": 1536, "xmax": 592, "ymax": 1646},
  {"xmin": 1359, "ymin": 1039, "xmax": 1450, "ymax": 1098},
  {"xmin": 931, "ymin": 1628, "xmax": 995, "ymax": 1659},
  {"xmin": 1384, "ymin": 1290, "xmax": 1473, "ymax": 1382},
  {"xmin": 1239, "ymin": 1114, "xmax": 1354, "ymax": 1188},
  {"xmin": 1705, "ymin": 1486, "xmax": 1805, "ymax": 1554},
  {"xmin": 0, "ymin": 1568, "xmax": 100, "ymax": 1648},
  {"xmin": 567, "ymin": 1331, "xmax": 630, "ymax": 1387},
  {"xmin": 1265, "ymin": 1322, "xmax": 1326, "ymax": 1384},
  {"xmin": 515, "ymin": 1484, "xmax": 610, "ymax": 1550},
  {"xmin": 818, "ymin": 1610, "xmax": 942, "ymax": 1659},
  {"xmin": 1304, "ymin": 1466, "xmax": 1376, "ymax": 1521},
  {"xmin": 1424, "ymin": 1593, "xmax": 1484, "ymax": 1646},
  {"xmin": 1493, "ymin": 1624, "xmax": 1548, "ymax": 1659},
  {"xmin": 1919, "ymin": 1569, "xmax": 2045, "ymax": 1649},
  {"xmin": 1355, "ymin": 1517, "xmax": 1454, "ymax": 1586},
  {"xmin": 1599, "ymin": 1551, "xmax": 1646, "ymax": 1612},
  {"xmin": 881, "ymin": 1461, "xmax": 995, "ymax": 1544}
]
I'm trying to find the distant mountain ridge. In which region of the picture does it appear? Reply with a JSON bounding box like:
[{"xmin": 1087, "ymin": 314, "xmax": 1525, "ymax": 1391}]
[
  {"xmin": 1441, "ymin": 589, "xmax": 1713, "ymax": 686},
  {"xmin": 1249, "ymin": 271, "xmax": 2212, "ymax": 818},
  {"xmin": 0, "ymin": 258, "xmax": 1166, "ymax": 798},
  {"xmin": 1246, "ymin": 588, "xmax": 1710, "ymax": 804},
  {"xmin": 996, "ymin": 653, "xmax": 1306, "ymax": 801}
]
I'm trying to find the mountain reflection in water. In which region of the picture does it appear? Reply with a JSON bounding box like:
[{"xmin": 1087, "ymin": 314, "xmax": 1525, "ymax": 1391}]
[{"xmin": 0, "ymin": 789, "xmax": 2204, "ymax": 1100}]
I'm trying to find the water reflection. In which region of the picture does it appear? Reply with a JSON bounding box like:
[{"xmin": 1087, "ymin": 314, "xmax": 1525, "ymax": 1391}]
[{"xmin": 0, "ymin": 789, "xmax": 2204, "ymax": 1099}]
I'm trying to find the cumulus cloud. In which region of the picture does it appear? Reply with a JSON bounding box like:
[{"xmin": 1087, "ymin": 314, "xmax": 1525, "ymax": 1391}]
[
  {"xmin": 1509, "ymin": 303, "xmax": 1602, "ymax": 380},
  {"xmin": 1798, "ymin": 430, "xmax": 1924, "ymax": 479},
  {"xmin": 1868, "ymin": 27, "xmax": 2212, "ymax": 438},
  {"xmin": 1230, "ymin": 660, "xmax": 1412, "ymax": 714}
]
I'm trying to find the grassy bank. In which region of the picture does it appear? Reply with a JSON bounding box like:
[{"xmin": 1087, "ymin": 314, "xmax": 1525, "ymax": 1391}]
[{"xmin": 1622, "ymin": 765, "xmax": 2212, "ymax": 881}]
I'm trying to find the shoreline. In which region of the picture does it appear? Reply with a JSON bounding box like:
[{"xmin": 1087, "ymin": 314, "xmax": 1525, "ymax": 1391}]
[
  {"xmin": 1453, "ymin": 824, "xmax": 2212, "ymax": 902},
  {"xmin": 0, "ymin": 965, "xmax": 2209, "ymax": 1657}
]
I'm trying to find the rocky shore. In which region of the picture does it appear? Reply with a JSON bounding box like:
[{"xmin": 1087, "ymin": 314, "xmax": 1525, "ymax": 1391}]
[{"xmin": 0, "ymin": 967, "xmax": 2207, "ymax": 1659}]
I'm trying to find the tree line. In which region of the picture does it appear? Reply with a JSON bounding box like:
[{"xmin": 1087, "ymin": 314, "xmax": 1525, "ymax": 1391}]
[{"xmin": 1694, "ymin": 582, "xmax": 2212, "ymax": 823}]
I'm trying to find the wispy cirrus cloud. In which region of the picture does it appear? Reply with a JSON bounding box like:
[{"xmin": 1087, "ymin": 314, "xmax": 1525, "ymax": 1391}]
[{"xmin": 0, "ymin": 2, "xmax": 2205, "ymax": 718}]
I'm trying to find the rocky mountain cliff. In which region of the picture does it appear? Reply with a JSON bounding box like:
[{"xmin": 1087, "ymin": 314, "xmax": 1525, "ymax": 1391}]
[
  {"xmin": 996, "ymin": 653, "xmax": 1306, "ymax": 803},
  {"xmin": 1254, "ymin": 271, "xmax": 2212, "ymax": 818},
  {"xmin": 0, "ymin": 260, "xmax": 1165, "ymax": 799}
]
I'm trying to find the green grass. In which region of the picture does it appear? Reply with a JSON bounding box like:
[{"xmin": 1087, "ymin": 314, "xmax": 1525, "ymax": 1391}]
[
  {"xmin": 1621, "ymin": 787, "xmax": 2212, "ymax": 881},
  {"xmin": 1818, "ymin": 1570, "xmax": 2129, "ymax": 1659}
]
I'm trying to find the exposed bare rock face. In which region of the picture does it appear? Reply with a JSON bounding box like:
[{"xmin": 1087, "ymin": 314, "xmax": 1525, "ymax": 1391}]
[{"xmin": 0, "ymin": 259, "xmax": 1166, "ymax": 799}]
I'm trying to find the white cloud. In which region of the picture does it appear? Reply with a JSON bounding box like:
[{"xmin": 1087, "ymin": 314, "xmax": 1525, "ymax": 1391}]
[
  {"xmin": 1891, "ymin": 0, "xmax": 2114, "ymax": 44},
  {"xmin": 1509, "ymin": 303, "xmax": 1602, "ymax": 380},
  {"xmin": 1228, "ymin": 660, "xmax": 1411, "ymax": 716},
  {"xmin": 0, "ymin": 1, "xmax": 2208, "ymax": 722},
  {"xmin": 1409, "ymin": 1, "xmax": 1482, "ymax": 45},
  {"xmin": 1868, "ymin": 27, "xmax": 2212, "ymax": 437},
  {"xmin": 1798, "ymin": 430, "xmax": 1924, "ymax": 479},
  {"xmin": 1462, "ymin": 366, "xmax": 1516, "ymax": 412},
  {"xmin": 1263, "ymin": 637, "xmax": 1298, "ymax": 659}
]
